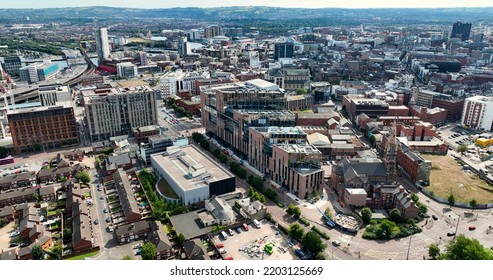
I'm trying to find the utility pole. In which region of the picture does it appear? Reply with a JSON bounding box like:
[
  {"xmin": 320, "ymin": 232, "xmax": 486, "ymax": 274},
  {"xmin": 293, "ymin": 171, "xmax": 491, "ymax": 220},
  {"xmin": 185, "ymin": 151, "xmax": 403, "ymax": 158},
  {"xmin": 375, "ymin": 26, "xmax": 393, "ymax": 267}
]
[
  {"xmin": 406, "ymin": 234, "xmax": 412, "ymax": 260},
  {"xmin": 453, "ymin": 214, "xmax": 461, "ymax": 239}
]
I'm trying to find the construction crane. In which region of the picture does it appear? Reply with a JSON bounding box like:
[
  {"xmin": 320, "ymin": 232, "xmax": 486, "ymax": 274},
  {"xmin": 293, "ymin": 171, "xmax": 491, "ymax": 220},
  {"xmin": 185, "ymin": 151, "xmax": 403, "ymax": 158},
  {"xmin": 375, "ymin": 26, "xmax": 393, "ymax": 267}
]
[{"xmin": 0, "ymin": 65, "xmax": 15, "ymax": 94}]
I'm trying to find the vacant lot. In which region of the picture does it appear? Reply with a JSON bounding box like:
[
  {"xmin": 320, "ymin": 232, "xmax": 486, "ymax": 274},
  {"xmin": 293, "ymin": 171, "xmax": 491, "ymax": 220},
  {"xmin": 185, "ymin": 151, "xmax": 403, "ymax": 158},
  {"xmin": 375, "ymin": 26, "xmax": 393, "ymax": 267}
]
[{"xmin": 424, "ymin": 155, "xmax": 493, "ymax": 204}]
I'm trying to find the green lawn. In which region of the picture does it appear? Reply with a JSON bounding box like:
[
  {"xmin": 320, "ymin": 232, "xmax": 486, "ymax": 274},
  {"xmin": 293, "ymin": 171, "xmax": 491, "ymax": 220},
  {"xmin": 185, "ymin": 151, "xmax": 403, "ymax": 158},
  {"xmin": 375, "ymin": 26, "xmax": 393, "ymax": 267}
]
[{"xmin": 66, "ymin": 250, "xmax": 100, "ymax": 260}]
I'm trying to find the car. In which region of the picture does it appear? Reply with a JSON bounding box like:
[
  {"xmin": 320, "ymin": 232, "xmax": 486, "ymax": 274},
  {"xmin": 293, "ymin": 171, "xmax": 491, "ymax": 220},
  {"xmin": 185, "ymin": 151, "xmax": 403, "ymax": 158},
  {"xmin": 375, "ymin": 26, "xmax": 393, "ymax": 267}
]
[
  {"xmin": 9, "ymin": 231, "xmax": 20, "ymax": 237},
  {"xmin": 135, "ymin": 249, "xmax": 142, "ymax": 255},
  {"xmin": 224, "ymin": 257, "xmax": 234, "ymax": 260},
  {"xmin": 447, "ymin": 232, "xmax": 456, "ymax": 237},
  {"xmin": 469, "ymin": 226, "xmax": 476, "ymax": 231},
  {"xmin": 105, "ymin": 217, "xmax": 112, "ymax": 223},
  {"xmin": 332, "ymin": 240, "xmax": 341, "ymax": 247},
  {"xmin": 100, "ymin": 195, "xmax": 105, "ymax": 200},
  {"xmin": 218, "ymin": 248, "xmax": 227, "ymax": 254},
  {"xmin": 236, "ymin": 227, "xmax": 242, "ymax": 234},
  {"xmin": 9, "ymin": 243, "xmax": 19, "ymax": 248},
  {"xmin": 242, "ymin": 223, "xmax": 249, "ymax": 231},
  {"xmin": 432, "ymin": 215, "xmax": 438, "ymax": 221},
  {"xmin": 228, "ymin": 228, "xmax": 234, "ymax": 236},
  {"xmin": 107, "ymin": 226, "xmax": 114, "ymax": 232},
  {"xmin": 103, "ymin": 208, "xmax": 108, "ymax": 213},
  {"xmin": 215, "ymin": 243, "xmax": 224, "ymax": 249},
  {"xmin": 19, "ymin": 242, "xmax": 29, "ymax": 248},
  {"xmin": 133, "ymin": 243, "xmax": 143, "ymax": 249},
  {"xmin": 94, "ymin": 219, "xmax": 99, "ymax": 225}
]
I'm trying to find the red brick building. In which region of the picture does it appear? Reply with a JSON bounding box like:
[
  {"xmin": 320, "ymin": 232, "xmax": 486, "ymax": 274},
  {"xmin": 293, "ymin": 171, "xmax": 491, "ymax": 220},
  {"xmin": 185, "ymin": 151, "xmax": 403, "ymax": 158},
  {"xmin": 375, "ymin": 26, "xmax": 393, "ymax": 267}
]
[
  {"xmin": 409, "ymin": 106, "xmax": 448, "ymax": 126},
  {"xmin": 388, "ymin": 105, "xmax": 409, "ymax": 117}
]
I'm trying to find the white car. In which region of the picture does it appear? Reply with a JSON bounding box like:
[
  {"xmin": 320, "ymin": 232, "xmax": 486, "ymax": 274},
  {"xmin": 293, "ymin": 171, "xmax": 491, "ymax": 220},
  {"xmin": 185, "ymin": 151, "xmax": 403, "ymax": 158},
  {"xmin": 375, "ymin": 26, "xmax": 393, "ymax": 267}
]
[
  {"xmin": 228, "ymin": 228, "xmax": 234, "ymax": 236},
  {"xmin": 133, "ymin": 243, "xmax": 143, "ymax": 249},
  {"xmin": 9, "ymin": 231, "xmax": 20, "ymax": 237}
]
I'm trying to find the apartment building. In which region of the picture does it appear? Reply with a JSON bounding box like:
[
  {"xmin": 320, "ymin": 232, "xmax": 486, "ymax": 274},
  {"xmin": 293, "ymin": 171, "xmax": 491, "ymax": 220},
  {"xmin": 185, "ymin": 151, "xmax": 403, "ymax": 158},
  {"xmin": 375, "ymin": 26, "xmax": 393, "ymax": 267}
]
[
  {"xmin": 461, "ymin": 95, "xmax": 493, "ymax": 131},
  {"xmin": 82, "ymin": 85, "xmax": 157, "ymax": 141}
]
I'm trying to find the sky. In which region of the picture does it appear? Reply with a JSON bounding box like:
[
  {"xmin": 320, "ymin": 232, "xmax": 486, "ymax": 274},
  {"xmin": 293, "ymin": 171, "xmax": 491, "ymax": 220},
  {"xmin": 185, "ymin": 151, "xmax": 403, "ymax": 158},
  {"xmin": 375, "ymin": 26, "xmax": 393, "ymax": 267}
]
[{"xmin": 3, "ymin": 0, "xmax": 493, "ymax": 9}]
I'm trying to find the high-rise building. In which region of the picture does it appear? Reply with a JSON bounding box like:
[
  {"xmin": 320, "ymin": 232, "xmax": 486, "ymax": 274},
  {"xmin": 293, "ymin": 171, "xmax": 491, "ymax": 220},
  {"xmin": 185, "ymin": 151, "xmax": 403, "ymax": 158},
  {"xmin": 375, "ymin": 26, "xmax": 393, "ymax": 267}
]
[
  {"xmin": 96, "ymin": 28, "xmax": 110, "ymax": 64},
  {"xmin": 8, "ymin": 104, "xmax": 79, "ymax": 153},
  {"xmin": 19, "ymin": 62, "xmax": 59, "ymax": 84},
  {"xmin": 274, "ymin": 42, "xmax": 294, "ymax": 61},
  {"xmin": 451, "ymin": 21, "xmax": 472, "ymax": 41},
  {"xmin": 0, "ymin": 56, "xmax": 22, "ymax": 76},
  {"xmin": 82, "ymin": 85, "xmax": 157, "ymax": 141},
  {"xmin": 461, "ymin": 96, "xmax": 493, "ymax": 131},
  {"xmin": 38, "ymin": 83, "xmax": 71, "ymax": 106},
  {"xmin": 116, "ymin": 62, "xmax": 138, "ymax": 78},
  {"xmin": 139, "ymin": 52, "xmax": 148, "ymax": 66},
  {"xmin": 204, "ymin": 25, "xmax": 222, "ymax": 38}
]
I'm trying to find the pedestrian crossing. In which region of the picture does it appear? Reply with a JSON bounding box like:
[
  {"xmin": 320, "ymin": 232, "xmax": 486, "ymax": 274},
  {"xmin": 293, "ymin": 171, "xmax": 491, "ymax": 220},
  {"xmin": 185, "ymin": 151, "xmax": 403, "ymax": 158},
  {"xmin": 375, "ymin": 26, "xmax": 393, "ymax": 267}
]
[{"xmin": 364, "ymin": 249, "xmax": 399, "ymax": 260}]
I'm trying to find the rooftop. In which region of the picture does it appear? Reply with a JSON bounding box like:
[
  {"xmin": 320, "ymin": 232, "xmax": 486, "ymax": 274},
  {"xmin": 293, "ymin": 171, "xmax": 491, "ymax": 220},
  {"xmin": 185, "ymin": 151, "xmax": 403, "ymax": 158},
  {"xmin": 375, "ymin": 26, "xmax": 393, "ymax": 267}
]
[{"xmin": 276, "ymin": 144, "xmax": 321, "ymax": 154}]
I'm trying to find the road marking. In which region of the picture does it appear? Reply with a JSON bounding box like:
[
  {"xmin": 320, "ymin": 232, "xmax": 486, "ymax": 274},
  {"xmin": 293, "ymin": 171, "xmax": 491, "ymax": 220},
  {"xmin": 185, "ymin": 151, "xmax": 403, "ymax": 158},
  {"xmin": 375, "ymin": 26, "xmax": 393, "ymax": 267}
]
[
  {"xmin": 415, "ymin": 233, "xmax": 435, "ymax": 244},
  {"xmin": 340, "ymin": 234, "xmax": 352, "ymax": 244},
  {"xmin": 365, "ymin": 249, "xmax": 399, "ymax": 260}
]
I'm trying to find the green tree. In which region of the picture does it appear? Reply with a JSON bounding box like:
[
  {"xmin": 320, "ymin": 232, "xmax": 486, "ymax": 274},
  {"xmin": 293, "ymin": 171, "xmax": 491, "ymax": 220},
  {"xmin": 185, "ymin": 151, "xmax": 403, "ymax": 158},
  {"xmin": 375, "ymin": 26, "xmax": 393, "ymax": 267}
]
[
  {"xmin": 428, "ymin": 244, "xmax": 441, "ymax": 260},
  {"xmin": 177, "ymin": 233, "xmax": 186, "ymax": 246},
  {"xmin": 361, "ymin": 207, "xmax": 372, "ymax": 224},
  {"xmin": 295, "ymin": 88, "xmax": 307, "ymax": 95},
  {"xmin": 0, "ymin": 146, "xmax": 8, "ymax": 158},
  {"xmin": 457, "ymin": 144, "xmax": 468, "ymax": 154},
  {"xmin": 378, "ymin": 219, "xmax": 399, "ymax": 238},
  {"xmin": 122, "ymin": 255, "xmax": 132, "ymax": 260},
  {"xmin": 302, "ymin": 230, "xmax": 327, "ymax": 253},
  {"xmin": 315, "ymin": 252, "xmax": 326, "ymax": 260},
  {"xmin": 32, "ymin": 245, "xmax": 44, "ymax": 260},
  {"xmin": 447, "ymin": 194, "xmax": 456, "ymax": 206},
  {"xmin": 213, "ymin": 149, "xmax": 221, "ymax": 158},
  {"xmin": 218, "ymin": 154, "xmax": 228, "ymax": 163},
  {"xmin": 76, "ymin": 171, "xmax": 91, "ymax": 184},
  {"xmin": 288, "ymin": 223, "xmax": 305, "ymax": 240},
  {"xmin": 141, "ymin": 242, "xmax": 157, "ymax": 260},
  {"xmin": 469, "ymin": 199, "xmax": 478, "ymax": 209},
  {"xmin": 369, "ymin": 135, "xmax": 376, "ymax": 144},
  {"xmin": 389, "ymin": 208, "xmax": 401, "ymax": 222},
  {"xmin": 410, "ymin": 192, "xmax": 419, "ymax": 203},
  {"xmin": 51, "ymin": 243, "xmax": 62, "ymax": 260},
  {"xmin": 199, "ymin": 139, "xmax": 210, "ymax": 151},
  {"xmin": 440, "ymin": 235, "xmax": 493, "ymax": 260}
]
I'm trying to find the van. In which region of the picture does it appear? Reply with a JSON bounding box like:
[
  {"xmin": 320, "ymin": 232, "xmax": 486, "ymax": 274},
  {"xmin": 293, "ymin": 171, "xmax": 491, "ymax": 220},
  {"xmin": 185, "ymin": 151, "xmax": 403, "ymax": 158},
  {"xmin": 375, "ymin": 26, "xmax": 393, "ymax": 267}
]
[
  {"xmin": 253, "ymin": 219, "xmax": 261, "ymax": 228},
  {"xmin": 220, "ymin": 231, "xmax": 228, "ymax": 240}
]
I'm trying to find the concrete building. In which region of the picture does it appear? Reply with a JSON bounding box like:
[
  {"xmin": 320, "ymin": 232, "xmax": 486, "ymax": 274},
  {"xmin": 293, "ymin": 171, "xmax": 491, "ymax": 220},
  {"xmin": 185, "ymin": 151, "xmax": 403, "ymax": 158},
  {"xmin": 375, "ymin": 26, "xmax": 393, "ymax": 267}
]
[
  {"xmin": 82, "ymin": 85, "xmax": 157, "ymax": 141},
  {"xmin": 342, "ymin": 95, "xmax": 389, "ymax": 121},
  {"xmin": 38, "ymin": 83, "xmax": 71, "ymax": 106},
  {"xmin": 274, "ymin": 42, "xmax": 294, "ymax": 61},
  {"xmin": 417, "ymin": 89, "xmax": 464, "ymax": 121},
  {"xmin": 8, "ymin": 104, "xmax": 78, "ymax": 153},
  {"xmin": 451, "ymin": 21, "xmax": 472, "ymax": 41},
  {"xmin": 96, "ymin": 28, "xmax": 111, "ymax": 64},
  {"xmin": 461, "ymin": 95, "xmax": 493, "ymax": 131},
  {"xmin": 0, "ymin": 56, "xmax": 22, "ymax": 76},
  {"xmin": 159, "ymin": 70, "xmax": 208, "ymax": 97},
  {"xmin": 19, "ymin": 62, "xmax": 59, "ymax": 84},
  {"xmin": 116, "ymin": 62, "xmax": 138, "ymax": 78},
  {"xmin": 151, "ymin": 145, "xmax": 235, "ymax": 205}
]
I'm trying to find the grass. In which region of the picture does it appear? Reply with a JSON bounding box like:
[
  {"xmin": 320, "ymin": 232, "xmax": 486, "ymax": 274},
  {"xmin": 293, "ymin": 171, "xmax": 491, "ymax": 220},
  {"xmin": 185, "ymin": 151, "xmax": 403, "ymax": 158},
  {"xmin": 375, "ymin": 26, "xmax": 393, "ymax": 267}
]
[
  {"xmin": 423, "ymin": 154, "xmax": 493, "ymax": 204},
  {"xmin": 66, "ymin": 250, "xmax": 99, "ymax": 260}
]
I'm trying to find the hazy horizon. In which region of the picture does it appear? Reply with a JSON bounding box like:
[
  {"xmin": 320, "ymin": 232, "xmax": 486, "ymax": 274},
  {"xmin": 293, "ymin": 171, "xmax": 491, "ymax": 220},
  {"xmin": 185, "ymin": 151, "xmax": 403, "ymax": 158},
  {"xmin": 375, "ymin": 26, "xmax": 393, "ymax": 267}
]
[{"xmin": 2, "ymin": 0, "xmax": 493, "ymax": 9}]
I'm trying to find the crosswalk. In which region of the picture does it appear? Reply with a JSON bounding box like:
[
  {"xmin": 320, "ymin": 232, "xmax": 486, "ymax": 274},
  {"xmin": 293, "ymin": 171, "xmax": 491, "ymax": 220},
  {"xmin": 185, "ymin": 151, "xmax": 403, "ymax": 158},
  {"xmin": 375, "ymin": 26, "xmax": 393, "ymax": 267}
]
[{"xmin": 364, "ymin": 249, "xmax": 399, "ymax": 260}]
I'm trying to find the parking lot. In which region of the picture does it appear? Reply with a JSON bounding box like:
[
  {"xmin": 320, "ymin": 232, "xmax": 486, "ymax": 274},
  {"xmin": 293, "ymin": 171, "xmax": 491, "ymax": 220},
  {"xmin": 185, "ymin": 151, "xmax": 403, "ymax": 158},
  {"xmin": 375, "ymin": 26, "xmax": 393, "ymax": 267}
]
[{"xmin": 210, "ymin": 219, "xmax": 297, "ymax": 260}]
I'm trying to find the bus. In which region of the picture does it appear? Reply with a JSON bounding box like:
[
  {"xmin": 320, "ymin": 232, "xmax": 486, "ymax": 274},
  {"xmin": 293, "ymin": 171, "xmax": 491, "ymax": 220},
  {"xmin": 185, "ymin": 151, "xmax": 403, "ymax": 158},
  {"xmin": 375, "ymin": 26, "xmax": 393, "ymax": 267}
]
[{"xmin": 0, "ymin": 156, "xmax": 14, "ymax": 165}]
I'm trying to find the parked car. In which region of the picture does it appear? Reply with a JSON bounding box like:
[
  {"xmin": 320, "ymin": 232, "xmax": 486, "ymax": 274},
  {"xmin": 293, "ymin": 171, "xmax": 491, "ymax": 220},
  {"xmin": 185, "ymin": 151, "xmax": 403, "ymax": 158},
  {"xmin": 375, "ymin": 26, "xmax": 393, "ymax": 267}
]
[
  {"xmin": 135, "ymin": 249, "xmax": 142, "ymax": 255},
  {"xmin": 103, "ymin": 208, "xmax": 108, "ymax": 213},
  {"xmin": 469, "ymin": 226, "xmax": 476, "ymax": 231},
  {"xmin": 447, "ymin": 232, "xmax": 456, "ymax": 237},
  {"xmin": 215, "ymin": 243, "xmax": 224, "ymax": 249},
  {"xmin": 236, "ymin": 227, "xmax": 242, "ymax": 234},
  {"xmin": 105, "ymin": 217, "xmax": 112, "ymax": 223},
  {"xmin": 242, "ymin": 223, "xmax": 249, "ymax": 231},
  {"xmin": 94, "ymin": 219, "xmax": 99, "ymax": 225},
  {"xmin": 224, "ymin": 257, "xmax": 234, "ymax": 260},
  {"xmin": 228, "ymin": 228, "xmax": 234, "ymax": 236},
  {"xmin": 9, "ymin": 231, "xmax": 20, "ymax": 237},
  {"xmin": 432, "ymin": 215, "xmax": 438, "ymax": 221},
  {"xmin": 133, "ymin": 243, "xmax": 143, "ymax": 249},
  {"xmin": 332, "ymin": 240, "xmax": 341, "ymax": 247}
]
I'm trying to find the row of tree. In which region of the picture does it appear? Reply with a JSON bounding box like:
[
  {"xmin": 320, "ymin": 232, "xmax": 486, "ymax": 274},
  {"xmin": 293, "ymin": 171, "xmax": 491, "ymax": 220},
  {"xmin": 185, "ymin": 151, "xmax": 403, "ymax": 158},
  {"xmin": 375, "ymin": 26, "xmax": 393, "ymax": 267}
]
[{"xmin": 288, "ymin": 223, "xmax": 327, "ymax": 259}]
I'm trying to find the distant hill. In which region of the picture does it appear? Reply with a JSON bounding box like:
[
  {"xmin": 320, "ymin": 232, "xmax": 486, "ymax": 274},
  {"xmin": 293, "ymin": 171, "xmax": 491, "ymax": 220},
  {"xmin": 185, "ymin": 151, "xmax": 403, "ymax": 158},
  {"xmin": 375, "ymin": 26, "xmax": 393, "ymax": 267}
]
[{"xmin": 1, "ymin": 6, "xmax": 493, "ymax": 24}]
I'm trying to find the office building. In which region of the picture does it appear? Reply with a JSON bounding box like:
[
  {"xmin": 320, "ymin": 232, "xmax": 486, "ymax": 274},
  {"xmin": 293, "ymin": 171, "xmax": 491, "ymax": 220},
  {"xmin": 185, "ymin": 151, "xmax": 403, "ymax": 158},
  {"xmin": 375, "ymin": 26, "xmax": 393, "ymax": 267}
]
[
  {"xmin": 82, "ymin": 85, "xmax": 157, "ymax": 141},
  {"xmin": 38, "ymin": 84, "xmax": 71, "ymax": 106},
  {"xmin": 342, "ymin": 95, "xmax": 389, "ymax": 121},
  {"xmin": 96, "ymin": 28, "xmax": 111, "ymax": 63},
  {"xmin": 451, "ymin": 21, "xmax": 472, "ymax": 41},
  {"xmin": 151, "ymin": 145, "xmax": 235, "ymax": 206},
  {"xmin": 159, "ymin": 70, "xmax": 207, "ymax": 96},
  {"xmin": 139, "ymin": 52, "xmax": 148, "ymax": 66},
  {"xmin": 8, "ymin": 104, "xmax": 78, "ymax": 153},
  {"xmin": 461, "ymin": 96, "xmax": 493, "ymax": 131},
  {"xmin": 116, "ymin": 62, "xmax": 138, "ymax": 78},
  {"xmin": 274, "ymin": 42, "xmax": 294, "ymax": 61},
  {"xmin": 0, "ymin": 56, "xmax": 22, "ymax": 76},
  {"xmin": 204, "ymin": 25, "xmax": 222, "ymax": 38},
  {"xmin": 19, "ymin": 62, "xmax": 59, "ymax": 84}
]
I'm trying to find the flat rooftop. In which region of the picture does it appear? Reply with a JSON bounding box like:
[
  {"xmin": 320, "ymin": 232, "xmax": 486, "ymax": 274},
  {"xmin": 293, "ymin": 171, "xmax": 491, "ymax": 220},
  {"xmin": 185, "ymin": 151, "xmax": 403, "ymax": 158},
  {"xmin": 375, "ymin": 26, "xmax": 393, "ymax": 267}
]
[
  {"xmin": 276, "ymin": 144, "xmax": 321, "ymax": 154},
  {"xmin": 151, "ymin": 145, "xmax": 233, "ymax": 191}
]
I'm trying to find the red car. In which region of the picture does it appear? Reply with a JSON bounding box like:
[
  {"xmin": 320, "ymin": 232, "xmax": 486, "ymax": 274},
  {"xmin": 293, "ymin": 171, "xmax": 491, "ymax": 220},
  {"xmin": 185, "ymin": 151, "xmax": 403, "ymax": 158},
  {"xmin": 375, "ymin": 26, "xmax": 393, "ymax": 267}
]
[
  {"xmin": 215, "ymin": 244, "xmax": 224, "ymax": 249},
  {"xmin": 224, "ymin": 257, "xmax": 234, "ymax": 260},
  {"xmin": 242, "ymin": 223, "xmax": 249, "ymax": 231},
  {"xmin": 468, "ymin": 226, "xmax": 476, "ymax": 231},
  {"xmin": 223, "ymin": 150, "xmax": 229, "ymax": 155}
]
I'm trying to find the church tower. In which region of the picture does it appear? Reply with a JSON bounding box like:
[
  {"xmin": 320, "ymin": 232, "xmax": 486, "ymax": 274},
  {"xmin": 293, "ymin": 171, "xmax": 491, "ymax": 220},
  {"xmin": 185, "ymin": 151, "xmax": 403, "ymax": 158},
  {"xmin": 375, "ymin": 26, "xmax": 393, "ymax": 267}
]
[{"xmin": 383, "ymin": 123, "xmax": 397, "ymax": 179}]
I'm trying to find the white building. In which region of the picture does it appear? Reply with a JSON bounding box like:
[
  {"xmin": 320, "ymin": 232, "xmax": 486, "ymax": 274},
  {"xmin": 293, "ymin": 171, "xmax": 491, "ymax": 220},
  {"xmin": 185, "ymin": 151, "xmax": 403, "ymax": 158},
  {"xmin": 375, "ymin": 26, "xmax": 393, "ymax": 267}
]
[
  {"xmin": 159, "ymin": 70, "xmax": 208, "ymax": 96},
  {"xmin": 151, "ymin": 145, "xmax": 235, "ymax": 206},
  {"xmin": 82, "ymin": 85, "xmax": 157, "ymax": 141},
  {"xmin": 38, "ymin": 84, "xmax": 71, "ymax": 106},
  {"xmin": 96, "ymin": 28, "xmax": 111, "ymax": 63},
  {"xmin": 117, "ymin": 62, "xmax": 138, "ymax": 78},
  {"xmin": 461, "ymin": 95, "xmax": 493, "ymax": 131}
]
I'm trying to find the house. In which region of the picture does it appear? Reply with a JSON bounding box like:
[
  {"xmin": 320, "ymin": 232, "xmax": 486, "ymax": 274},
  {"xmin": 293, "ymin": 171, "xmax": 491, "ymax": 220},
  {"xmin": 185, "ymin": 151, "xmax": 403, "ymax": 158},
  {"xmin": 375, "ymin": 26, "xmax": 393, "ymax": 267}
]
[
  {"xmin": 113, "ymin": 169, "xmax": 142, "ymax": 223},
  {"xmin": 37, "ymin": 166, "xmax": 72, "ymax": 184},
  {"xmin": 0, "ymin": 187, "xmax": 38, "ymax": 208},
  {"xmin": 0, "ymin": 171, "xmax": 37, "ymax": 192},
  {"xmin": 71, "ymin": 199, "xmax": 93, "ymax": 254},
  {"xmin": 0, "ymin": 206, "xmax": 14, "ymax": 222},
  {"xmin": 201, "ymin": 196, "xmax": 235, "ymax": 226},
  {"xmin": 236, "ymin": 197, "xmax": 267, "ymax": 220},
  {"xmin": 114, "ymin": 220, "xmax": 151, "ymax": 244},
  {"xmin": 183, "ymin": 239, "xmax": 210, "ymax": 260},
  {"xmin": 105, "ymin": 153, "xmax": 133, "ymax": 175},
  {"xmin": 62, "ymin": 149, "xmax": 85, "ymax": 161},
  {"xmin": 0, "ymin": 249, "xmax": 17, "ymax": 260},
  {"xmin": 368, "ymin": 184, "xmax": 419, "ymax": 219},
  {"xmin": 39, "ymin": 185, "xmax": 57, "ymax": 202},
  {"xmin": 149, "ymin": 222, "xmax": 173, "ymax": 260}
]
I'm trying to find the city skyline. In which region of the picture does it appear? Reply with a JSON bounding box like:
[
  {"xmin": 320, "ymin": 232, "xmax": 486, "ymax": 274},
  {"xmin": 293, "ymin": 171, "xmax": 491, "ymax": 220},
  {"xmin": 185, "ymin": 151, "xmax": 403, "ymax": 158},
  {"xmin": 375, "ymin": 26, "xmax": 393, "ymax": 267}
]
[{"xmin": 2, "ymin": 0, "xmax": 493, "ymax": 9}]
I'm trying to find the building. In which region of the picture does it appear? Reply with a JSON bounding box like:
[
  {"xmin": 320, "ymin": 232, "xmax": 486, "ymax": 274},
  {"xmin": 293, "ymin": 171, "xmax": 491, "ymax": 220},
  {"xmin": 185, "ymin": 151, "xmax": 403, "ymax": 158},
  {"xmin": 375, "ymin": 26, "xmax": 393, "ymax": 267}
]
[
  {"xmin": 38, "ymin": 83, "xmax": 71, "ymax": 106},
  {"xmin": 116, "ymin": 62, "xmax": 138, "ymax": 78},
  {"xmin": 0, "ymin": 171, "xmax": 37, "ymax": 192},
  {"xmin": 342, "ymin": 95, "xmax": 389, "ymax": 121},
  {"xmin": 139, "ymin": 51, "xmax": 148, "ymax": 66},
  {"xmin": 416, "ymin": 89, "xmax": 464, "ymax": 121},
  {"xmin": 82, "ymin": 85, "xmax": 157, "ymax": 141},
  {"xmin": 0, "ymin": 56, "xmax": 22, "ymax": 76},
  {"xmin": 409, "ymin": 106, "xmax": 447, "ymax": 126},
  {"xmin": 0, "ymin": 187, "xmax": 38, "ymax": 208},
  {"xmin": 461, "ymin": 95, "xmax": 493, "ymax": 131},
  {"xmin": 151, "ymin": 145, "xmax": 235, "ymax": 205},
  {"xmin": 19, "ymin": 62, "xmax": 59, "ymax": 84},
  {"xmin": 274, "ymin": 42, "xmax": 294, "ymax": 61},
  {"xmin": 204, "ymin": 25, "xmax": 222, "ymax": 38},
  {"xmin": 139, "ymin": 135, "xmax": 181, "ymax": 164},
  {"xmin": 96, "ymin": 28, "xmax": 111, "ymax": 63},
  {"xmin": 201, "ymin": 195, "xmax": 235, "ymax": 226},
  {"xmin": 368, "ymin": 184, "xmax": 419, "ymax": 219},
  {"xmin": 396, "ymin": 139, "xmax": 432, "ymax": 183},
  {"xmin": 451, "ymin": 21, "xmax": 472, "ymax": 41},
  {"xmin": 269, "ymin": 144, "xmax": 324, "ymax": 199},
  {"xmin": 80, "ymin": 74, "xmax": 104, "ymax": 87},
  {"xmin": 113, "ymin": 169, "xmax": 143, "ymax": 223},
  {"xmin": 8, "ymin": 104, "xmax": 78, "ymax": 153},
  {"xmin": 159, "ymin": 70, "xmax": 207, "ymax": 97},
  {"xmin": 132, "ymin": 125, "xmax": 161, "ymax": 144}
]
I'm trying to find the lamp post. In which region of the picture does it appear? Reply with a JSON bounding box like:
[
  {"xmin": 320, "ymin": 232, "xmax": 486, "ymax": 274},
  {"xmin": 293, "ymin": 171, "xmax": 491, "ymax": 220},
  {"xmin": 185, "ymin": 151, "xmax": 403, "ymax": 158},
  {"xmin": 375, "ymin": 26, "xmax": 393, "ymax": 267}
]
[{"xmin": 406, "ymin": 235, "xmax": 412, "ymax": 260}]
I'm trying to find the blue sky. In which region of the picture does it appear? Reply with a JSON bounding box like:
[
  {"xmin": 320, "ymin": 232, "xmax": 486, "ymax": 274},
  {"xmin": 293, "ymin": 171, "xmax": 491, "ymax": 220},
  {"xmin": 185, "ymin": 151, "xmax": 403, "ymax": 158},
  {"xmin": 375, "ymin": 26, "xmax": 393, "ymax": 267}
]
[{"xmin": 3, "ymin": 0, "xmax": 493, "ymax": 9}]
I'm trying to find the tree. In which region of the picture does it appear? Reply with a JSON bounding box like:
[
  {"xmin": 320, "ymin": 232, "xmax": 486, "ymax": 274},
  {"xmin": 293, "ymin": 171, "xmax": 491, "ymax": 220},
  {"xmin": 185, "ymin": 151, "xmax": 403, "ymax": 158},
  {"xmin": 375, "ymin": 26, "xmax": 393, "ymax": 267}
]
[
  {"xmin": 457, "ymin": 144, "xmax": 468, "ymax": 154},
  {"xmin": 389, "ymin": 208, "xmax": 401, "ymax": 222},
  {"xmin": 302, "ymin": 230, "xmax": 327, "ymax": 253},
  {"xmin": 76, "ymin": 171, "xmax": 91, "ymax": 184},
  {"xmin": 469, "ymin": 199, "xmax": 478, "ymax": 209},
  {"xmin": 295, "ymin": 88, "xmax": 307, "ymax": 95},
  {"xmin": 0, "ymin": 146, "xmax": 8, "ymax": 158},
  {"xmin": 428, "ymin": 244, "xmax": 441, "ymax": 260},
  {"xmin": 32, "ymin": 245, "xmax": 44, "ymax": 260},
  {"xmin": 122, "ymin": 255, "xmax": 132, "ymax": 260},
  {"xmin": 218, "ymin": 154, "xmax": 228, "ymax": 163},
  {"xmin": 177, "ymin": 233, "xmax": 186, "ymax": 246},
  {"xmin": 410, "ymin": 192, "xmax": 419, "ymax": 203},
  {"xmin": 447, "ymin": 194, "xmax": 456, "ymax": 206},
  {"xmin": 199, "ymin": 139, "xmax": 210, "ymax": 151},
  {"xmin": 288, "ymin": 223, "xmax": 305, "ymax": 240},
  {"xmin": 361, "ymin": 207, "xmax": 372, "ymax": 224},
  {"xmin": 315, "ymin": 252, "xmax": 326, "ymax": 260},
  {"xmin": 141, "ymin": 242, "xmax": 157, "ymax": 260},
  {"xmin": 378, "ymin": 219, "xmax": 399, "ymax": 238},
  {"xmin": 440, "ymin": 235, "xmax": 493, "ymax": 260},
  {"xmin": 369, "ymin": 135, "xmax": 376, "ymax": 144},
  {"xmin": 213, "ymin": 149, "xmax": 221, "ymax": 158}
]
